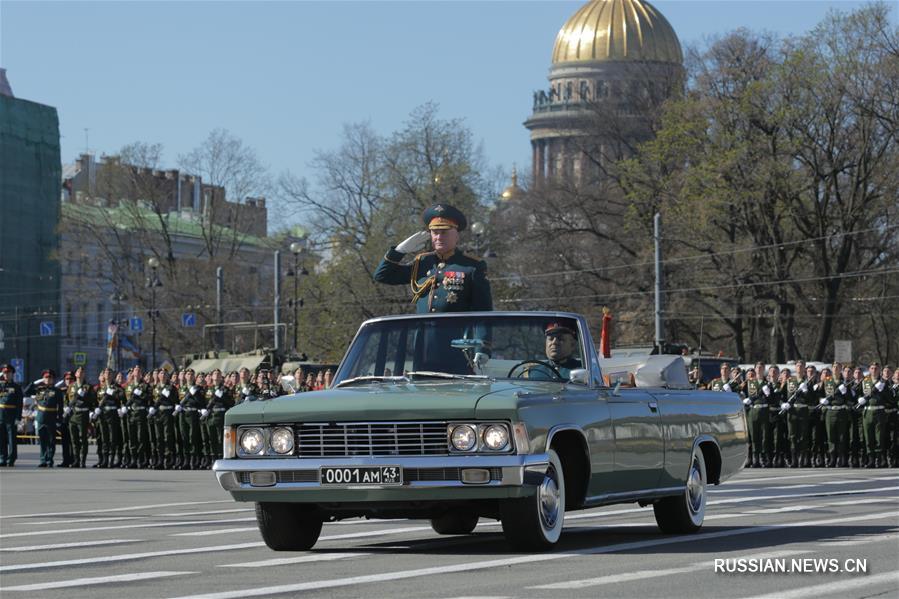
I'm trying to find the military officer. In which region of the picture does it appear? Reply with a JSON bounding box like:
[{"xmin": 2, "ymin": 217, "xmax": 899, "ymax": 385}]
[
  {"xmin": 859, "ymin": 362, "xmax": 890, "ymax": 468},
  {"xmin": 96, "ymin": 368, "xmax": 123, "ymax": 467},
  {"xmin": 820, "ymin": 367, "xmax": 851, "ymax": 467},
  {"xmin": 34, "ymin": 370, "xmax": 65, "ymax": 467},
  {"xmin": 374, "ymin": 203, "xmax": 493, "ymax": 315},
  {"xmin": 154, "ymin": 369, "xmax": 178, "ymax": 469},
  {"xmin": 0, "ymin": 364, "xmax": 24, "ymax": 467},
  {"xmin": 177, "ymin": 369, "xmax": 205, "ymax": 470},
  {"xmin": 125, "ymin": 366, "xmax": 152, "ymax": 468},
  {"xmin": 522, "ymin": 322, "xmax": 583, "ymax": 380},
  {"xmin": 65, "ymin": 367, "xmax": 97, "ymax": 468},
  {"xmin": 204, "ymin": 369, "xmax": 233, "ymax": 466}
]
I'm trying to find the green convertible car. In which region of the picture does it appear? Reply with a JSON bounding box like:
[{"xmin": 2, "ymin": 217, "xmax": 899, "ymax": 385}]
[{"xmin": 214, "ymin": 311, "xmax": 747, "ymax": 551}]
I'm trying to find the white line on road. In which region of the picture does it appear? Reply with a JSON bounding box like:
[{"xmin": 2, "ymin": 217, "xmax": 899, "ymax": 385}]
[
  {"xmin": 711, "ymin": 476, "xmax": 897, "ymax": 493},
  {"xmin": 0, "ymin": 500, "xmax": 232, "ymax": 520},
  {"xmin": 1, "ymin": 570, "xmax": 197, "ymax": 592},
  {"xmin": 746, "ymin": 571, "xmax": 899, "ymax": 599},
  {"xmin": 164, "ymin": 511, "xmax": 897, "ymax": 599},
  {"xmin": 0, "ymin": 517, "xmax": 257, "ymax": 539},
  {"xmin": 0, "ymin": 539, "xmax": 142, "ymax": 552},
  {"xmin": 0, "ymin": 542, "xmax": 264, "ymax": 573},
  {"xmin": 220, "ymin": 552, "xmax": 368, "ymax": 568},
  {"xmin": 12, "ymin": 516, "xmax": 143, "ymax": 525},
  {"xmin": 720, "ymin": 471, "xmax": 888, "ymax": 484},
  {"xmin": 709, "ymin": 485, "xmax": 899, "ymax": 505},
  {"xmin": 821, "ymin": 532, "xmax": 899, "ymax": 547},
  {"xmin": 174, "ymin": 527, "xmax": 258, "ymax": 537}
]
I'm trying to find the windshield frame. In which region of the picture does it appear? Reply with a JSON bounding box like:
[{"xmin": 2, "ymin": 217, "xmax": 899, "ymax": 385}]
[{"xmin": 331, "ymin": 311, "xmax": 602, "ymax": 388}]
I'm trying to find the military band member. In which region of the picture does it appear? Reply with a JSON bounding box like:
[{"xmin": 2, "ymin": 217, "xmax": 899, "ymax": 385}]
[
  {"xmin": 859, "ymin": 362, "xmax": 890, "ymax": 468},
  {"xmin": 34, "ymin": 370, "xmax": 64, "ymax": 467},
  {"xmin": 0, "ymin": 364, "xmax": 24, "ymax": 467},
  {"xmin": 97, "ymin": 368, "xmax": 124, "ymax": 468},
  {"xmin": 65, "ymin": 367, "xmax": 97, "ymax": 468}
]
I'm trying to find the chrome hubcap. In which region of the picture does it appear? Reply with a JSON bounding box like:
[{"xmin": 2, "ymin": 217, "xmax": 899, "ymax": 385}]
[
  {"xmin": 687, "ymin": 458, "xmax": 704, "ymax": 514},
  {"xmin": 539, "ymin": 465, "xmax": 561, "ymax": 529}
]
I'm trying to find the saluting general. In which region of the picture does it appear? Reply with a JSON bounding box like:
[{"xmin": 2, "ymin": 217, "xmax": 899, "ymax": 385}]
[{"xmin": 374, "ymin": 204, "xmax": 492, "ymax": 313}]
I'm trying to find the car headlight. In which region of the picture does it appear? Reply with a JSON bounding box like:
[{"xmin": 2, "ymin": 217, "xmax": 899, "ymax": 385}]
[
  {"xmin": 239, "ymin": 428, "xmax": 264, "ymax": 454},
  {"xmin": 270, "ymin": 427, "xmax": 294, "ymax": 454},
  {"xmin": 482, "ymin": 424, "xmax": 509, "ymax": 451},
  {"xmin": 451, "ymin": 425, "xmax": 477, "ymax": 451}
]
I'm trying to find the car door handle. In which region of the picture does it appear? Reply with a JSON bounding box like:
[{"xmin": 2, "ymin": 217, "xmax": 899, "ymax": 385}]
[{"xmin": 648, "ymin": 401, "xmax": 658, "ymax": 411}]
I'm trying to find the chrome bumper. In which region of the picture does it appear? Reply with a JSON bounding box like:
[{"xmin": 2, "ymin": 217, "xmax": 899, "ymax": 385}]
[{"xmin": 213, "ymin": 454, "xmax": 550, "ymax": 493}]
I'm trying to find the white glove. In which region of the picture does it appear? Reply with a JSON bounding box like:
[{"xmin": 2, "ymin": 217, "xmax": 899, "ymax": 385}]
[
  {"xmin": 242, "ymin": 386, "xmax": 249, "ymax": 395},
  {"xmin": 89, "ymin": 412, "xmax": 97, "ymax": 421},
  {"xmin": 77, "ymin": 388, "xmax": 85, "ymax": 397},
  {"xmin": 93, "ymin": 407, "xmax": 101, "ymax": 416},
  {"xmin": 742, "ymin": 397, "xmax": 751, "ymax": 406},
  {"xmin": 781, "ymin": 402, "xmax": 791, "ymax": 411},
  {"xmin": 148, "ymin": 406, "xmax": 157, "ymax": 416},
  {"xmin": 106, "ymin": 387, "xmax": 114, "ymax": 396},
  {"xmin": 858, "ymin": 397, "xmax": 867, "ymax": 406},
  {"xmin": 63, "ymin": 406, "xmax": 72, "ymax": 416},
  {"xmin": 215, "ymin": 389, "xmax": 223, "ymax": 398},
  {"xmin": 762, "ymin": 385, "xmax": 771, "ymax": 397},
  {"xmin": 117, "ymin": 406, "xmax": 126, "ymax": 416},
  {"xmin": 838, "ymin": 384, "xmax": 847, "ymax": 394},
  {"xmin": 189, "ymin": 386, "xmax": 197, "ymax": 395},
  {"xmin": 723, "ymin": 384, "xmax": 731, "ymax": 392},
  {"xmin": 819, "ymin": 397, "xmax": 829, "ymax": 406},
  {"xmin": 799, "ymin": 383, "xmax": 808, "ymax": 393},
  {"xmin": 395, "ymin": 230, "xmax": 430, "ymax": 253},
  {"xmin": 162, "ymin": 388, "xmax": 170, "ymax": 398},
  {"xmin": 133, "ymin": 388, "xmax": 142, "ymax": 397},
  {"xmin": 200, "ymin": 409, "xmax": 209, "ymax": 417},
  {"xmin": 473, "ymin": 352, "xmax": 489, "ymax": 369},
  {"xmin": 813, "ymin": 383, "xmax": 820, "ymax": 391},
  {"xmin": 874, "ymin": 380, "xmax": 885, "ymax": 392},
  {"xmin": 174, "ymin": 404, "xmax": 182, "ymax": 413}
]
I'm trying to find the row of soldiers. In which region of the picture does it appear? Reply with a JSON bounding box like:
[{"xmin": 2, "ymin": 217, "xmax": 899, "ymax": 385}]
[
  {"xmin": 0, "ymin": 363, "xmax": 290, "ymax": 469},
  {"xmin": 707, "ymin": 361, "xmax": 899, "ymax": 469}
]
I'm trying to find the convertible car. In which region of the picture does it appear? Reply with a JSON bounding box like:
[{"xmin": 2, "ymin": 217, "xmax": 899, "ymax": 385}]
[{"xmin": 214, "ymin": 311, "xmax": 746, "ymax": 551}]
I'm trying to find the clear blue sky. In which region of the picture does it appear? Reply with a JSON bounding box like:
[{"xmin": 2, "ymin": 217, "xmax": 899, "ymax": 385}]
[{"xmin": 1, "ymin": 1, "xmax": 878, "ymax": 197}]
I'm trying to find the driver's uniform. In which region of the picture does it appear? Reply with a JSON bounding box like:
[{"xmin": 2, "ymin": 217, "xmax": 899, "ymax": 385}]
[{"xmin": 523, "ymin": 357, "xmax": 582, "ymax": 381}]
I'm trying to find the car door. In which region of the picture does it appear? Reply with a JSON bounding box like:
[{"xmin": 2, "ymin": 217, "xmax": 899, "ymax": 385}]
[{"xmin": 606, "ymin": 388, "xmax": 664, "ymax": 494}]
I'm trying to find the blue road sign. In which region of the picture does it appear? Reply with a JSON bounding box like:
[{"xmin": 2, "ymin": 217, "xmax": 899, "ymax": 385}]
[
  {"xmin": 39, "ymin": 321, "xmax": 55, "ymax": 336},
  {"xmin": 181, "ymin": 312, "xmax": 196, "ymax": 327},
  {"xmin": 130, "ymin": 317, "xmax": 143, "ymax": 332},
  {"xmin": 11, "ymin": 358, "xmax": 24, "ymax": 383}
]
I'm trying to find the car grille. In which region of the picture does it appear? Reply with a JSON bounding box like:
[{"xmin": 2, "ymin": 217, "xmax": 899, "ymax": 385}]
[
  {"xmin": 295, "ymin": 421, "xmax": 449, "ymax": 457},
  {"xmin": 238, "ymin": 467, "xmax": 503, "ymax": 484}
]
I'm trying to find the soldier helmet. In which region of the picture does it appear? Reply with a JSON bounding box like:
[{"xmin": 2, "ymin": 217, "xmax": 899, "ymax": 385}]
[{"xmin": 422, "ymin": 203, "xmax": 467, "ymax": 232}]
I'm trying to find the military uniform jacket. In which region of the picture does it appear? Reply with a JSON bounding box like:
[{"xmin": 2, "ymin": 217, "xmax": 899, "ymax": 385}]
[
  {"xmin": 98, "ymin": 385, "xmax": 124, "ymax": 419},
  {"xmin": 374, "ymin": 248, "xmax": 493, "ymax": 313},
  {"xmin": 258, "ymin": 383, "xmax": 282, "ymax": 400},
  {"xmin": 66, "ymin": 381, "xmax": 98, "ymax": 418},
  {"xmin": 155, "ymin": 384, "xmax": 177, "ymax": 417},
  {"xmin": 126, "ymin": 382, "xmax": 152, "ymax": 417},
  {"xmin": 33, "ymin": 384, "xmax": 64, "ymax": 422},
  {"xmin": 861, "ymin": 377, "xmax": 892, "ymax": 407},
  {"xmin": 0, "ymin": 381, "xmax": 23, "ymax": 422},
  {"xmin": 205, "ymin": 385, "xmax": 234, "ymax": 415},
  {"xmin": 236, "ymin": 382, "xmax": 259, "ymax": 403},
  {"xmin": 709, "ymin": 377, "xmax": 736, "ymax": 393},
  {"xmin": 787, "ymin": 377, "xmax": 814, "ymax": 407},
  {"xmin": 180, "ymin": 385, "xmax": 206, "ymax": 415},
  {"xmin": 745, "ymin": 380, "xmax": 767, "ymax": 407}
]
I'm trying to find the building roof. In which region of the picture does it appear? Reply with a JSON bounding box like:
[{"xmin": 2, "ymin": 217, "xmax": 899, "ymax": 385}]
[{"xmin": 552, "ymin": 0, "xmax": 682, "ymax": 65}]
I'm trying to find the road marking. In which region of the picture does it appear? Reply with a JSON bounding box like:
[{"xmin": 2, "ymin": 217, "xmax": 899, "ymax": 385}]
[
  {"xmin": 174, "ymin": 525, "xmax": 432, "ymax": 539},
  {"xmin": 14, "ymin": 516, "xmax": 143, "ymax": 525},
  {"xmin": 712, "ymin": 476, "xmax": 897, "ymax": 493},
  {"xmin": 174, "ymin": 527, "xmax": 258, "ymax": 537},
  {"xmin": 709, "ymin": 485, "xmax": 899, "ymax": 505},
  {"xmin": 0, "ymin": 517, "xmax": 257, "ymax": 539},
  {"xmin": 1, "ymin": 571, "xmax": 197, "ymax": 592},
  {"xmin": 220, "ymin": 552, "xmax": 368, "ymax": 568},
  {"xmin": 164, "ymin": 511, "xmax": 896, "ymax": 599},
  {"xmin": 0, "ymin": 499, "xmax": 232, "ymax": 519},
  {"xmin": 821, "ymin": 532, "xmax": 899, "ymax": 547},
  {"xmin": 746, "ymin": 571, "xmax": 899, "ymax": 599},
  {"xmin": 171, "ymin": 508, "xmax": 254, "ymax": 517},
  {"xmin": 0, "ymin": 542, "xmax": 264, "ymax": 573},
  {"xmin": 530, "ymin": 550, "xmax": 809, "ymax": 589},
  {"xmin": 0, "ymin": 539, "xmax": 142, "ymax": 552}
]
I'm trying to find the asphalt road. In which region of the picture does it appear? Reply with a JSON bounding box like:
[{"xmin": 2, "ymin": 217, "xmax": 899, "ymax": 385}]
[{"xmin": 1, "ymin": 445, "xmax": 897, "ymax": 599}]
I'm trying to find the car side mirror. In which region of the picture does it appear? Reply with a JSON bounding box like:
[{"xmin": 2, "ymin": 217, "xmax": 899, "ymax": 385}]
[{"xmin": 568, "ymin": 369, "xmax": 589, "ymax": 385}]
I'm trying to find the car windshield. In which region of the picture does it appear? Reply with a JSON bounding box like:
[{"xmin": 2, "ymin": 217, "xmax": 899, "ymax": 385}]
[{"xmin": 334, "ymin": 314, "xmax": 586, "ymax": 386}]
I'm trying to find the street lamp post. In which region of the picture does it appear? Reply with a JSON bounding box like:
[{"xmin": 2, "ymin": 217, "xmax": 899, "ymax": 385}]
[
  {"xmin": 288, "ymin": 241, "xmax": 307, "ymax": 353},
  {"xmin": 109, "ymin": 290, "xmax": 126, "ymax": 371},
  {"xmin": 470, "ymin": 222, "xmax": 485, "ymax": 256},
  {"xmin": 146, "ymin": 257, "xmax": 162, "ymax": 369}
]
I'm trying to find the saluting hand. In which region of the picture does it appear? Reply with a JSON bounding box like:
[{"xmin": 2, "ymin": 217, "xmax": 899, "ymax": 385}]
[{"xmin": 396, "ymin": 231, "xmax": 430, "ymax": 253}]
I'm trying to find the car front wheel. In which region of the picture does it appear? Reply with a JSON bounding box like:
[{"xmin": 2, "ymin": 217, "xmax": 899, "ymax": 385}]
[
  {"xmin": 500, "ymin": 448, "xmax": 565, "ymax": 551},
  {"xmin": 430, "ymin": 510, "xmax": 479, "ymax": 535},
  {"xmin": 255, "ymin": 502, "xmax": 323, "ymax": 551},
  {"xmin": 653, "ymin": 444, "xmax": 707, "ymax": 533}
]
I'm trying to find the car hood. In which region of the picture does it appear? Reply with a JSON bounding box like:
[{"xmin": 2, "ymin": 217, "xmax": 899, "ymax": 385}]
[{"xmin": 225, "ymin": 379, "xmax": 566, "ymax": 425}]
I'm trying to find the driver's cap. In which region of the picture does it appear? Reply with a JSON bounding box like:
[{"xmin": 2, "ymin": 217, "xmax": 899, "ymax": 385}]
[{"xmin": 545, "ymin": 322, "xmax": 576, "ymax": 336}]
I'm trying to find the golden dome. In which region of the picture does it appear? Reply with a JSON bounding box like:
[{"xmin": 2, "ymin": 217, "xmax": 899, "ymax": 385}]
[
  {"xmin": 552, "ymin": 0, "xmax": 682, "ymax": 65},
  {"xmin": 500, "ymin": 167, "xmax": 524, "ymax": 201}
]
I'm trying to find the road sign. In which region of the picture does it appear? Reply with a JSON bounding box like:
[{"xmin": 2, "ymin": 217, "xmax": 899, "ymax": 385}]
[
  {"xmin": 0, "ymin": 326, "xmax": 5, "ymax": 350},
  {"xmin": 181, "ymin": 312, "xmax": 196, "ymax": 327},
  {"xmin": 130, "ymin": 317, "xmax": 143, "ymax": 333},
  {"xmin": 39, "ymin": 321, "xmax": 55, "ymax": 336},
  {"xmin": 73, "ymin": 352, "xmax": 87, "ymax": 366},
  {"xmin": 834, "ymin": 340, "xmax": 852, "ymax": 363},
  {"xmin": 10, "ymin": 358, "xmax": 24, "ymax": 383}
]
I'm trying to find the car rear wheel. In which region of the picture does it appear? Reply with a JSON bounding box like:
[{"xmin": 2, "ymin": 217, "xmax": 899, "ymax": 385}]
[
  {"xmin": 255, "ymin": 502, "xmax": 323, "ymax": 551},
  {"xmin": 653, "ymin": 444, "xmax": 707, "ymax": 533},
  {"xmin": 430, "ymin": 510, "xmax": 479, "ymax": 535},
  {"xmin": 500, "ymin": 448, "xmax": 565, "ymax": 551}
]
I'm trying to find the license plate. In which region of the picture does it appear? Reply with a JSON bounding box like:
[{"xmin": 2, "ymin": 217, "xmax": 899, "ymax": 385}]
[{"xmin": 320, "ymin": 466, "xmax": 403, "ymax": 486}]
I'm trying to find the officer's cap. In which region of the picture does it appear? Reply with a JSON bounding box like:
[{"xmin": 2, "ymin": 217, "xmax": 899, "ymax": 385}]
[
  {"xmin": 544, "ymin": 322, "xmax": 577, "ymax": 337},
  {"xmin": 422, "ymin": 204, "xmax": 467, "ymax": 232},
  {"xmin": 1, "ymin": 363, "xmax": 14, "ymax": 373}
]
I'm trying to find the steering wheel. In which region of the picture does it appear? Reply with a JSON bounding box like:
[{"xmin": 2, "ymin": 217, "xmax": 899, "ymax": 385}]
[{"xmin": 507, "ymin": 360, "xmax": 565, "ymax": 381}]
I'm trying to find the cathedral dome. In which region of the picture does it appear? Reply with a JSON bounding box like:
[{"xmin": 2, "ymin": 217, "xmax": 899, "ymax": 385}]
[
  {"xmin": 552, "ymin": 0, "xmax": 682, "ymax": 65},
  {"xmin": 500, "ymin": 167, "xmax": 524, "ymax": 201}
]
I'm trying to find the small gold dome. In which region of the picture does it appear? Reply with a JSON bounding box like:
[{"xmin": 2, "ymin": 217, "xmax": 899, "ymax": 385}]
[
  {"xmin": 500, "ymin": 167, "xmax": 524, "ymax": 201},
  {"xmin": 552, "ymin": 0, "xmax": 682, "ymax": 65}
]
